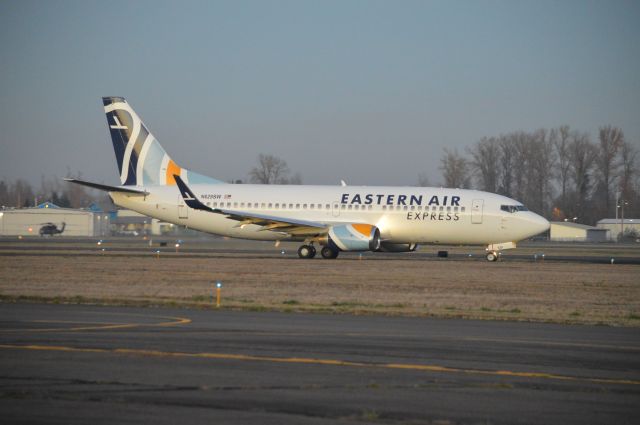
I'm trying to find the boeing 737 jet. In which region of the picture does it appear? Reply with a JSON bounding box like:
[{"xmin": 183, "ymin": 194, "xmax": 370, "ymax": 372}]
[{"xmin": 67, "ymin": 97, "xmax": 549, "ymax": 261}]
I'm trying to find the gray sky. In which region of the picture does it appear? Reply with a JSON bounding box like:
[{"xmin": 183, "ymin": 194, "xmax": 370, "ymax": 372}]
[{"xmin": 1, "ymin": 0, "xmax": 639, "ymax": 187}]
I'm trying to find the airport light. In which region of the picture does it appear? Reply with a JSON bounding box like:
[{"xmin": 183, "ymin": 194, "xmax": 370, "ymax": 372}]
[{"xmin": 215, "ymin": 281, "xmax": 223, "ymax": 308}]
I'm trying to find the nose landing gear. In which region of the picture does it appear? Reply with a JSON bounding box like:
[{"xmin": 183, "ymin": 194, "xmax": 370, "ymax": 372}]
[{"xmin": 486, "ymin": 251, "xmax": 499, "ymax": 262}]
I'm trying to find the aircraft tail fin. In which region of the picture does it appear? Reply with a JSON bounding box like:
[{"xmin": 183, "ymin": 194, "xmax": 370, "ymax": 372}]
[{"xmin": 102, "ymin": 97, "xmax": 222, "ymax": 186}]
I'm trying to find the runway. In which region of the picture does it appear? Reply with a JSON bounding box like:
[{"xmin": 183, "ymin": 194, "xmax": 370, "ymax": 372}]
[{"xmin": 1, "ymin": 304, "xmax": 639, "ymax": 424}]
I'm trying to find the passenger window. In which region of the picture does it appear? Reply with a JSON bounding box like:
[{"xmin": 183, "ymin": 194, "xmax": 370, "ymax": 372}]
[
  {"xmin": 310, "ymin": 204, "xmax": 315, "ymax": 210},
  {"xmin": 227, "ymin": 202, "xmax": 231, "ymax": 208},
  {"xmin": 348, "ymin": 205, "xmax": 353, "ymax": 210},
  {"xmin": 213, "ymin": 202, "xmax": 217, "ymax": 207},
  {"xmin": 368, "ymin": 205, "xmax": 372, "ymax": 210},
  {"xmin": 296, "ymin": 204, "xmax": 300, "ymax": 209},
  {"xmin": 318, "ymin": 204, "xmax": 322, "ymax": 209},
  {"xmin": 403, "ymin": 206, "xmax": 408, "ymax": 211},
  {"xmin": 268, "ymin": 203, "xmax": 273, "ymax": 208},
  {"xmin": 289, "ymin": 204, "xmax": 293, "ymax": 209},
  {"xmin": 341, "ymin": 205, "xmax": 346, "ymax": 210},
  {"xmin": 325, "ymin": 204, "xmax": 330, "ymax": 210},
  {"xmin": 439, "ymin": 206, "xmax": 444, "ymax": 212},
  {"xmin": 410, "ymin": 205, "xmax": 415, "ymax": 211},
  {"xmin": 461, "ymin": 207, "xmax": 466, "ymax": 212},
  {"xmin": 447, "ymin": 207, "xmax": 451, "ymax": 212},
  {"xmin": 261, "ymin": 203, "xmax": 265, "ymax": 208},
  {"xmin": 234, "ymin": 202, "xmax": 238, "ymax": 208},
  {"xmin": 382, "ymin": 205, "xmax": 387, "ymax": 211}
]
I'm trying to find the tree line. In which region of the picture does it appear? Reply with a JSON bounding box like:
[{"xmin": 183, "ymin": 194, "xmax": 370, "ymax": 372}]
[
  {"xmin": 436, "ymin": 125, "xmax": 639, "ymax": 224},
  {"xmin": 0, "ymin": 173, "xmax": 104, "ymax": 210}
]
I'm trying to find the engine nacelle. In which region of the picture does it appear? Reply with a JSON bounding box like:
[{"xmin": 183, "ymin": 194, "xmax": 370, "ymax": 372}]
[
  {"xmin": 377, "ymin": 242, "xmax": 418, "ymax": 252},
  {"xmin": 327, "ymin": 224, "xmax": 381, "ymax": 252}
]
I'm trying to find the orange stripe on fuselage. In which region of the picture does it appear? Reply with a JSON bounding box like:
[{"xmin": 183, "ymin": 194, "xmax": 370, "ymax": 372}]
[
  {"xmin": 165, "ymin": 160, "xmax": 181, "ymax": 185},
  {"xmin": 352, "ymin": 224, "xmax": 373, "ymax": 237}
]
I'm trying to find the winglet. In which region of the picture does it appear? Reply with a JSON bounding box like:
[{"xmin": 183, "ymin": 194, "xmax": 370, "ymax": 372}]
[{"xmin": 174, "ymin": 175, "xmax": 215, "ymax": 212}]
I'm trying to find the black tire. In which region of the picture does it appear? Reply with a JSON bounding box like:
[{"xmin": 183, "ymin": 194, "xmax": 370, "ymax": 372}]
[
  {"xmin": 298, "ymin": 245, "xmax": 313, "ymax": 259},
  {"xmin": 321, "ymin": 246, "xmax": 339, "ymax": 259},
  {"xmin": 308, "ymin": 246, "xmax": 316, "ymax": 259},
  {"xmin": 486, "ymin": 252, "xmax": 498, "ymax": 262}
]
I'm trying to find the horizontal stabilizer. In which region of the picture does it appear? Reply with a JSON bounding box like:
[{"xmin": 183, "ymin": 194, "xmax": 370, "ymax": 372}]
[{"xmin": 64, "ymin": 178, "xmax": 148, "ymax": 195}]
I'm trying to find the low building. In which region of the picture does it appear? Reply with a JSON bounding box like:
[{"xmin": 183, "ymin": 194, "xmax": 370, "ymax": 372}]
[
  {"xmin": 110, "ymin": 209, "xmax": 152, "ymax": 236},
  {"xmin": 549, "ymin": 222, "xmax": 609, "ymax": 242},
  {"xmin": 596, "ymin": 219, "xmax": 640, "ymax": 241},
  {"xmin": 0, "ymin": 204, "xmax": 110, "ymax": 237}
]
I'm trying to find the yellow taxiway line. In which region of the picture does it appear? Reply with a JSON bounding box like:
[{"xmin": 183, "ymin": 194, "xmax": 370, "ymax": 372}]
[{"xmin": 0, "ymin": 343, "xmax": 637, "ymax": 386}]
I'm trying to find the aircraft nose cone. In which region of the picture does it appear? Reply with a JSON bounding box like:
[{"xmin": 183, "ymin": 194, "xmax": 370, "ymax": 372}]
[{"xmin": 529, "ymin": 213, "xmax": 550, "ymax": 236}]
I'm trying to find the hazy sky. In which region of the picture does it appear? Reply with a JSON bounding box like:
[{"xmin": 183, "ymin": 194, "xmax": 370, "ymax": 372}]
[{"xmin": 1, "ymin": 0, "xmax": 639, "ymax": 187}]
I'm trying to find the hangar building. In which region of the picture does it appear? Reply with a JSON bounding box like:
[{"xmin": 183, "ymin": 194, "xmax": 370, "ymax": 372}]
[
  {"xmin": 596, "ymin": 219, "xmax": 640, "ymax": 241},
  {"xmin": 549, "ymin": 222, "xmax": 609, "ymax": 242},
  {"xmin": 0, "ymin": 204, "xmax": 110, "ymax": 237}
]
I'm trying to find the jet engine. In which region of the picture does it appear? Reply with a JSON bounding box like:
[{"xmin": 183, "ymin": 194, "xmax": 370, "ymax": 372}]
[
  {"xmin": 378, "ymin": 242, "xmax": 418, "ymax": 252},
  {"xmin": 326, "ymin": 224, "xmax": 381, "ymax": 252}
]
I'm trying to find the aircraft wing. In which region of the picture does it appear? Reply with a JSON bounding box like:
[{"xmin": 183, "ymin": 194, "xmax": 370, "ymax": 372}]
[
  {"xmin": 64, "ymin": 178, "xmax": 148, "ymax": 195},
  {"xmin": 174, "ymin": 175, "xmax": 327, "ymax": 236}
]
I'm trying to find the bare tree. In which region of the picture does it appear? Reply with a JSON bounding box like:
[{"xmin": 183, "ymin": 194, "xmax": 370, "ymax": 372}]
[
  {"xmin": 595, "ymin": 125, "xmax": 624, "ymax": 217},
  {"xmin": 527, "ymin": 129, "xmax": 555, "ymax": 215},
  {"xmin": 417, "ymin": 173, "xmax": 431, "ymax": 187},
  {"xmin": 468, "ymin": 137, "xmax": 499, "ymax": 192},
  {"xmin": 249, "ymin": 154, "xmax": 301, "ymax": 184},
  {"xmin": 617, "ymin": 140, "xmax": 639, "ymax": 216},
  {"xmin": 439, "ymin": 148, "xmax": 470, "ymax": 188},
  {"xmin": 497, "ymin": 135, "xmax": 516, "ymax": 197},
  {"xmin": 567, "ymin": 132, "xmax": 597, "ymax": 221},
  {"xmin": 551, "ymin": 125, "xmax": 571, "ymax": 212}
]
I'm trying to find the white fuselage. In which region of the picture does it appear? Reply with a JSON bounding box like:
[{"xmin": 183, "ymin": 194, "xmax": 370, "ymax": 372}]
[{"xmin": 111, "ymin": 184, "xmax": 549, "ymax": 245}]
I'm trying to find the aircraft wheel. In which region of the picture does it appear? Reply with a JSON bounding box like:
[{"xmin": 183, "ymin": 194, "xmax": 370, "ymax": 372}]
[
  {"xmin": 321, "ymin": 246, "xmax": 339, "ymax": 259},
  {"xmin": 486, "ymin": 251, "xmax": 498, "ymax": 262},
  {"xmin": 297, "ymin": 245, "xmax": 315, "ymax": 259}
]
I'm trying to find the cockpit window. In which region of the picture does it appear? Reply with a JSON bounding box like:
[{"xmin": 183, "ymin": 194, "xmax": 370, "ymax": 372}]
[{"xmin": 501, "ymin": 204, "xmax": 528, "ymax": 213}]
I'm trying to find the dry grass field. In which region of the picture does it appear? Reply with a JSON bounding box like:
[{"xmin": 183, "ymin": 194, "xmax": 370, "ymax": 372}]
[{"xmin": 1, "ymin": 246, "xmax": 638, "ymax": 326}]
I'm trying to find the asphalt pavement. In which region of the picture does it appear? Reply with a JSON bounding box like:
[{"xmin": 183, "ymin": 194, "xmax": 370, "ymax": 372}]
[{"xmin": 1, "ymin": 303, "xmax": 639, "ymax": 424}]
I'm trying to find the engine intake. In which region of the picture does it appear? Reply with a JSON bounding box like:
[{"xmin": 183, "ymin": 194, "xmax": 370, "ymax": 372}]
[{"xmin": 327, "ymin": 224, "xmax": 381, "ymax": 252}]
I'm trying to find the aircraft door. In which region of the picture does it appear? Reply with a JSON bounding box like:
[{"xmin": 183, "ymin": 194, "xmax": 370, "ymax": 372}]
[
  {"xmin": 471, "ymin": 199, "xmax": 483, "ymax": 224},
  {"xmin": 332, "ymin": 201, "xmax": 340, "ymax": 217},
  {"xmin": 178, "ymin": 196, "xmax": 189, "ymax": 219}
]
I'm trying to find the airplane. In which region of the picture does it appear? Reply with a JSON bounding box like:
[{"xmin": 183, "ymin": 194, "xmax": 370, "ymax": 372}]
[
  {"xmin": 39, "ymin": 222, "xmax": 65, "ymax": 236},
  {"xmin": 66, "ymin": 97, "xmax": 549, "ymax": 261}
]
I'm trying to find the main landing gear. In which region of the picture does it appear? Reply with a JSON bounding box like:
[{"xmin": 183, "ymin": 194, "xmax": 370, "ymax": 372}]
[
  {"xmin": 320, "ymin": 246, "xmax": 339, "ymax": 259},
  {"xmin": 297, "ymin": 244, "xmax": 339, "ymax": 259},
  {"xmin": 297, "ymin": 244, "xmax": 316, "ymax": 259}
]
